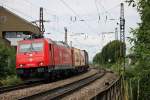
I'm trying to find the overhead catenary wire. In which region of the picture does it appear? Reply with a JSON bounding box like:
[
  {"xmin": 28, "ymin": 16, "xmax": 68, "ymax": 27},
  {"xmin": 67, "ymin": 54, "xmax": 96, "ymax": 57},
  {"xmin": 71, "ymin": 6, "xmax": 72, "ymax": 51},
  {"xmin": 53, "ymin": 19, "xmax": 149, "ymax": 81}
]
[
  {"xmin": 95, "ymin": 0, "xmax": 101, "ymax": 22},
  {"xmin": 3, "ymin": 5, "xmax": 36, "ymax": 21},
  {"xmin": 97, "ymin": 0, "xmax": 120, "ymax": 22},
  {"xmin": 25, "ymin": 0, "xmax": 77, "ymax": 34},
  {"xmin": 2, "ymin": 0, "xmax": 121, "ymax": 40},
  {"xmin": 24, "ymin": 0, "xmax": 59, "ymax": 22},
  {"xmin": 23, "ymin": 0, "xmax": 64, "ymax": 33},
  {"xmin": 59, "ymin": 0, "xmax": 98, "ymax": 33},
  {"xmin": 10, "ymin": 0, "xmax": 120, "ymax": 30},
  {"xmin": 3, "ymin": 1, "xmax": 64, "ymax": 34},
  {"xmin": 1, "ymin": 0, "xmax": 40, "ymax": 24},
  {"xmin": 2, "ymin": 0, "xmax": 121, "ymax": 25}
]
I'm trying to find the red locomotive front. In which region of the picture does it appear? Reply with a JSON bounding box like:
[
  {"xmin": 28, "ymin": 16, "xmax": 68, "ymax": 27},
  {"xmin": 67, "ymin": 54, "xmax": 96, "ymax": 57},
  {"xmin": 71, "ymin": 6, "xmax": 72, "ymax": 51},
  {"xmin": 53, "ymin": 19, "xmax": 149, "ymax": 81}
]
[{"xmin": 16, "ymin": 38, "xmax": 53, "ymax": 78}]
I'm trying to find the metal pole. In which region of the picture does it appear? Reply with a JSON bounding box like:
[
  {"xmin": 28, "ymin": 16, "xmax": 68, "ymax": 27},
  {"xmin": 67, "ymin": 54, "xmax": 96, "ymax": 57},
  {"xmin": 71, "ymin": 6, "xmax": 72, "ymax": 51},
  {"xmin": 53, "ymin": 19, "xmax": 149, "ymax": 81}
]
[
  {"xmin": 115, "ymin": 27, "xmax": 118, "ymax": 40},
  {"xmin": 64, "ymin": 27, "xmax": 68, "ymax": 44},
  {"xmin": 39, "ymin": 7, "xmax": 45, "ymax": 34},
  {"xmin": 120, "ymin": 3, "xmax": 126, "ymax": 72},
  {"xmin": 120, "ymin": 3, "xmax": 126, "ymax": 100}
]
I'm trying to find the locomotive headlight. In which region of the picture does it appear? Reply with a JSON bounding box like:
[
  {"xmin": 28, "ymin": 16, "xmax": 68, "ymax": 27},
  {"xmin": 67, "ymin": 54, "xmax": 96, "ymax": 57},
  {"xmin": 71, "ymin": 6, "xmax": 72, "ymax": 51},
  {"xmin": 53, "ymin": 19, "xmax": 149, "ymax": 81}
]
[
  {"xmin": 19, "ymin": 64, "xmax": 23, "ymax": 67},
  {"xmin": 39, "ymin": 62, "xmax": 44, "ymax": 66},
  {"xmin": 29, "ymin": 54, "xmax": 33, "ymax": 57}
]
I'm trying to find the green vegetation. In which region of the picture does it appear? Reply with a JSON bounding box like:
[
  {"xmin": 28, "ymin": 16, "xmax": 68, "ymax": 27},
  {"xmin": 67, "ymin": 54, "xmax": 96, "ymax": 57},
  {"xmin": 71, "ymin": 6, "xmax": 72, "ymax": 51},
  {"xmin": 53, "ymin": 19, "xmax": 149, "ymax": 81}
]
[
  {"xmin": 93, "ymin": 40, "xmax": 125, "ymax": 71},
  {"xmin": 0, "ymin": 75, "xmax": 22, "ymax": 86},
  {"xmin": 93, "ymin": 0, "xmax": 150, "ymax": 100},
  {"xmin": 125, "ymin": 0, "xmax": 150, "ymax": 100},
  {"xmin": 0, "ymin": 42, "xmax": 21, "ymax": 86}
]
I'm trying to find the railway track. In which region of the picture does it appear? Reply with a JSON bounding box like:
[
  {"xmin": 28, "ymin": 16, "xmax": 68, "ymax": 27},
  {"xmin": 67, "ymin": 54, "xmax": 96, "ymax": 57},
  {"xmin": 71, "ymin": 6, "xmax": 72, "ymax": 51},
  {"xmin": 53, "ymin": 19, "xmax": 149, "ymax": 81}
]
[
  {"xmin": 19, "ymin": 71, "xmax": 105, "ymax": 100},
  {"xmin": 0, "ymin": 80, "xmax": 44, "ymax": 94},
  {"xmin": 0, "ymin": 70, "xmax": 90, "ymax": 94},
  {"xmin": 0, "ymin": 69, "xmax": 103, "ymax": 100}
]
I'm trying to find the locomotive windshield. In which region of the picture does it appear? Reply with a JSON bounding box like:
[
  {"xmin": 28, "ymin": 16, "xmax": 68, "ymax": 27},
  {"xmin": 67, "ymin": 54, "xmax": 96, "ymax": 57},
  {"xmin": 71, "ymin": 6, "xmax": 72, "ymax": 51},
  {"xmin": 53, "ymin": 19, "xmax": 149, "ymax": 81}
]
[
  {"xmin": 19, "ymin": 42, "xmax": 43, "ymax": 53},
  {"xmin": 32, "ymin": 42, "xmax": 43, "ymax": 51}
]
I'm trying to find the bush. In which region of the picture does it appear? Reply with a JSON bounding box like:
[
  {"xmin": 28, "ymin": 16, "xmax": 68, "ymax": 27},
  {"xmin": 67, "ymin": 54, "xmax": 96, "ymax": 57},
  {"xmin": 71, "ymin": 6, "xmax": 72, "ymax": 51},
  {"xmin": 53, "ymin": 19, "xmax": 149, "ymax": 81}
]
[
  {"xmin": 0, "ymin": 75, "xmax": 22, "ymax": 86},
  {"xmin": 0, "ymin": 42, "xmax": 16, "ymax": 79}
]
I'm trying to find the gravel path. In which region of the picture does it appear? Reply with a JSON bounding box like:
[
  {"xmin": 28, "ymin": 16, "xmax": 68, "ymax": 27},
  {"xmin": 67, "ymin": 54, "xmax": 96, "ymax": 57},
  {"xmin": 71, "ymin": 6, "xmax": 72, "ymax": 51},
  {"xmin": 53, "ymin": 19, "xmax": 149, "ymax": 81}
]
[
  {"xmin": 0, "ymin": 69, "xmax": 98, "ymax": 100},
  {"xmin": 62, "ymin": 72, "xmax": 118, "ymax": 100}
]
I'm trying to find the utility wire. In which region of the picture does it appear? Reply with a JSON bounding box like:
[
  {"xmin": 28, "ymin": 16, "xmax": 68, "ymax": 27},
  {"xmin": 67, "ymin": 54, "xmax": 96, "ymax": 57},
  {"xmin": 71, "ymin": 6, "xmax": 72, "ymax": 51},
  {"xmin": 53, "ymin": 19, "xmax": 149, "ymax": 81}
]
[
  {"xmin": 59, "ymin": 0, "xmax": 80, "ymax": 18},
  {"xmin": 25, "ymin": 0, "xmax": 119, "ymax": 23},
  {"xmin": 4, "ymin": 5, "xmax": 35, "ymax": 21},
  {"xmin": 24, "ymin": 0, "xmax": 62, "ymax": 33},
  {"xmin": 100, "ymin": 1, "xmax": 120, "ymax": 16},
  {"xmin": 95, "ymin": 0, "xmax": 101, "ymax": 22},
  {"xmin": 98, "ymin": 0, "xmax": 114, "ymax": 19},
  {"xmin": 97, "ymin": 0, "xmax": 120, "ymax": 23},
  {"xmin": 24, "ymin": 0, "xmax": 56, "ymax": 16},
  {"xmin": 24, "ymin": 0, "xmax": 75, "ymax": 34},
  {"xmin": 59, "ymin": 0, "xmax": 98, "ymax": 33}
]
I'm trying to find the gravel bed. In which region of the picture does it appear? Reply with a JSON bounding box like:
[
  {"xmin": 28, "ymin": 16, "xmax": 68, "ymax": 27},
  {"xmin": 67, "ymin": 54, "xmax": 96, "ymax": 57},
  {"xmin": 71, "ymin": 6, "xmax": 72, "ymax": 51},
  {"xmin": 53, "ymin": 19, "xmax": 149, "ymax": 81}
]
[
  {"xmin": 62, "ymin": 72, "xmax": 118, "ymax": 100},
  {"xmin": 0, "ymin": 69, "xmax": 98, "ymax": 100}
]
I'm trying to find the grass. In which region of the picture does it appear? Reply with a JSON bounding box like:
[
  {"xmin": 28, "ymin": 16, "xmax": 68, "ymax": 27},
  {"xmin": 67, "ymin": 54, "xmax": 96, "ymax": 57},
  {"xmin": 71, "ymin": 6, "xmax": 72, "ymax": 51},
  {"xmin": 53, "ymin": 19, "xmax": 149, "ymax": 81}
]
[{"xmin": 0, "ymin": 75, "xmax": 22, "ymax": 86}]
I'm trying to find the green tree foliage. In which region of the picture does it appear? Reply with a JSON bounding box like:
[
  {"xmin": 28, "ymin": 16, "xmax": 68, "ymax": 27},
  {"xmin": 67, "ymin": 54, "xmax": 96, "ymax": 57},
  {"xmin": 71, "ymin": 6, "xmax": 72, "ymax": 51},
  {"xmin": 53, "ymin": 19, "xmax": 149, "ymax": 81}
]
[
  {"xmin": 125, "ymin": 0, "xmax": 150, "ymax": 99},
  {"xmin": 0, "ymin": 42, "xmax": 16, "ymax": 79},
  {"xmin": 93, "ymin": 52, "xmax": 103, "ymax": 64},
  {"xmin": 93, "ymin": 40, "xmax": 125, "ymax": 65},
  {"xmin": 101, "ymin": 40, "xmax": 125, "ymax": 63}
]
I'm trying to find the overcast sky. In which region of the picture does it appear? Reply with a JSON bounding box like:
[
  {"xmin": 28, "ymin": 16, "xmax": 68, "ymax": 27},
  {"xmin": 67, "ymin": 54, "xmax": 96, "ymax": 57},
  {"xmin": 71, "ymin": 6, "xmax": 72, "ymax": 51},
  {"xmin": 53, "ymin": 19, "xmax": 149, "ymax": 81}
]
[{"xmin": 0, "ymin": 0, "xmax": 140, "ymax": 61}]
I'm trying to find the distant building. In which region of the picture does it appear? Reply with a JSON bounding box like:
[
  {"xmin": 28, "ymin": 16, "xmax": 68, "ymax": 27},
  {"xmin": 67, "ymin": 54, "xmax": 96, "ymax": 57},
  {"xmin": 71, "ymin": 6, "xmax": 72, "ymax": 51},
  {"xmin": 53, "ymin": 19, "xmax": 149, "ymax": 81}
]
[{"xmin": 0, "ymin": 6, "xmax": 39, "ymax": 47}]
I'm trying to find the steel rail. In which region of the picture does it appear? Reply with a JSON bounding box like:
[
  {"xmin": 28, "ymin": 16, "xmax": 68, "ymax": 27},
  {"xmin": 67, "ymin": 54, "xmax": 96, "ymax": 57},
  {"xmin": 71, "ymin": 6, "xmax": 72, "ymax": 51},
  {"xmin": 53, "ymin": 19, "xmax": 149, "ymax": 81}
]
[
  {"xmin": 0, "ymin": 80, "xmax": 44, "ymax": 94},
  {"xmin": 19, "ymin": 72, "xmax": 105, "ymax": 100},
  {"xmin": 0, "ymin": 68, "xmax": 92, "ymax": 94}
]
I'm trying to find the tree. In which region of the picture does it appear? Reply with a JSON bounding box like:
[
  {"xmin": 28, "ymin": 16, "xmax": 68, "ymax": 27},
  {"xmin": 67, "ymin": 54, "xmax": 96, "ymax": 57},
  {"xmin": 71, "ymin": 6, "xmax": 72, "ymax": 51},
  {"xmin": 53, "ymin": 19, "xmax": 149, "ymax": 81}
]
[
  {"xmin": 93, "ymin": 40, "xmax": 125, "ymax": 65},
  {"xmin": 0, "ymin": 42, "xmax": 16, "ymax": 79},
  {"xmin": 101, "ymin": 40, "xmax": 125, "ymax": 64},
  {"xmin": 125, "ymin": 0, "xmax": 150, "ymax": 99},
  {"xmin": 93, "ymin": 52, "xmax": 103, "ymax": 64}
]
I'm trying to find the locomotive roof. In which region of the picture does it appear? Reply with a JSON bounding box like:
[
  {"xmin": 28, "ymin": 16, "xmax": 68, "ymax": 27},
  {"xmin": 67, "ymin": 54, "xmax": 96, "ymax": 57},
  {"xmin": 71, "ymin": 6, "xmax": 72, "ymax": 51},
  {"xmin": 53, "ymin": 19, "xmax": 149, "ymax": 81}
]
[
  {"xmin": 18, "ymin": 38, "xmax": 54, "ymax": 43},
  {"xmin": 54, "ymin": 41, "xmax": 70, "ymax": 48},
  {"xmin": 45, "ymin": 38, "xmax": 55, "ymax": 44},
  {"xmin": 18, "ymin": 38, "xmax": 71, "ymax": 48}
]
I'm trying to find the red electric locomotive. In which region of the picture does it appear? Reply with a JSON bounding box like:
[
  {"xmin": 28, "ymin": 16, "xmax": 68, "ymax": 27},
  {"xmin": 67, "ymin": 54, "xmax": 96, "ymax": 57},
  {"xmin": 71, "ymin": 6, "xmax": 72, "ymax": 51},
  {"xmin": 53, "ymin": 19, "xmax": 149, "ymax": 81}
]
[{"xmin": 16, "ymin": 38, "xmax": 89, "ymax": 80}]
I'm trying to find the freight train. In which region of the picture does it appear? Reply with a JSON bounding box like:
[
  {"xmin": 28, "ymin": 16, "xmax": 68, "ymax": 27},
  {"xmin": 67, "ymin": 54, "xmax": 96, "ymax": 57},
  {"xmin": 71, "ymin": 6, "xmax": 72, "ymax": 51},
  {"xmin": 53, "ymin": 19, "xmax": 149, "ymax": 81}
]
[{"xmin": 16, "ymin": 38, "xmax": 89, "ymax": 80}]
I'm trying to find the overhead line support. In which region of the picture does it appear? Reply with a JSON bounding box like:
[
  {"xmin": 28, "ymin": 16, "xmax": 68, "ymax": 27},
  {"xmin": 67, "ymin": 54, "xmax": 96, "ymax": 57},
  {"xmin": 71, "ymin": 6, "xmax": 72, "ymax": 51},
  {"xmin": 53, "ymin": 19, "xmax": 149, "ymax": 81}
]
[{"xmin": 120, "ymin": 3, "xmax": 126, "ymax": 72}]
